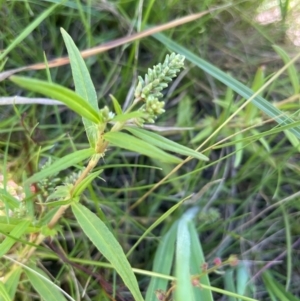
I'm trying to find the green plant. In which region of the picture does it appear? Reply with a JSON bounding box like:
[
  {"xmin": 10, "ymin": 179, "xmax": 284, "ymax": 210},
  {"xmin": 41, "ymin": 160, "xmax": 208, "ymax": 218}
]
[{"xmin": 0, "ymin": 29, "xmax": 209, "ymax": 301}]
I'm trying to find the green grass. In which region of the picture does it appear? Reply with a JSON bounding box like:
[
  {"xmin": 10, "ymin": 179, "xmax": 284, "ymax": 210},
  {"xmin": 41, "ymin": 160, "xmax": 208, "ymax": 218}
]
[{"xmin": 1, "ymin": 1, "xmax": 300, "ymax": 300}]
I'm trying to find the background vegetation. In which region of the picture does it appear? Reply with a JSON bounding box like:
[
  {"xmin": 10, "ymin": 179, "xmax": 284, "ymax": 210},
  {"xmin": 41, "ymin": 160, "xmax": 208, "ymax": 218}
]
[{"xmin": 1, "ymin": 0, "xmax": 300, "ymax": 300}]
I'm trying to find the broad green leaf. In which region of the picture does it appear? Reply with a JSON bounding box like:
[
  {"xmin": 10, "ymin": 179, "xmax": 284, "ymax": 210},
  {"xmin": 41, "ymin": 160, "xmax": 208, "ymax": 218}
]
[
  {"xmin": 10, "ymin": 76, "xmax": 100, "ymax": 124},
  {"xmin": 175, "ymin": 210, "xmax": 195, "ymax": 301},
  {"xmin": 3, "ymin": 267, "xmax": 22, "ymax": 300},
  {"xmin": 154, "ymin": 33, "xmax": 300, "ymax": 139},
  {"xmin": 0, "ymin": 3, "xmax": 59, "ymax": 60},
  {"xmin": 188, "ymin": 222, "xmax": 213, "ymax": 301},
  {"xmin": 72, "ymin": 169, "xmax": 103, "ymax": 197},
  {"xmin": 125, "ymin": 126, "xmax": 209, "ymax": 161},
  {"xmin": 25, "ymin": 266, "xmax": 68, "ymax": 301},
  {"xmin": 61, "ymin": 28, "xmax": 99, "ymax": 148},
  {"xmin": 0, "ymin": 282, "xmax": 10, "ymax": 301},
  {"xmin": 0, "ymin": 217, "xmax": 39, "ymax": 234},
  {"xmin": 145, "ymin": 222, "xmax": 178, "ymax": 301},
  {"xmin": 273, "ymin": 45, "xmax": 299, "ymax": 94},
  {"xmin": 0, "ymin": 220, "xmax": 30, "ymax": 257},
  {"xmin": 104, "ymin": 131, "xmax": 182, "ymax": 163},
  {"xmin": 26, "ymin": 148, "xmax": 95, "ymax": 184},
  {"xmin": 72, "ymin": 203, "xmax": 144, "ymax": 301}
]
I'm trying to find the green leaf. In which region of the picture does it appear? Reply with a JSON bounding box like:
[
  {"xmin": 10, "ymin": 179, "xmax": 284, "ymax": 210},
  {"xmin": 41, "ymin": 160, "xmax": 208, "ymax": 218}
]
[
  {"xmin": 104, "ymin": 131, "xmax": 182, "ymax": 163},
  {"xmin": 25, "ymin": 266, "xmax": 68, "ymax": 301},
  {"xmin": 127, "ymin": 198, "xmax": 186, "ymax": 257},
  {"xmin": 111, "ymin": 111, "xmax": 146, "ymax": 122},
  {"xmin": 61, "ymin": 28, "xmax": 99, "ymax": 148},
  {"xmin": 0, "ymin": 217, "xmax": 39, "ymax": 234},
  {"xmin": 262, "ymin": 271, "xmax": 300, "ymax": 301},
  {"xmin": 273, "ymin": 45, "xmax": 299, "ymax": 94},
  {"xmin": 154, "ymin": 33, "xmax": 300, "ymax": 139},
  {"xmin": 110, "ymin": 94, "xmax": 123, "ymax": 115},
  {"xmin": 0, "ymin": 220, "xmax": 30, "ymax": 258},
  {"xmin": 3, "ymin": 267, "xmax": 22, "ymax": 300},
  {"xmin": 26, "ymin": 148, "xmax": 95, "ymax": 184},
  {"xmin": 224, "ymin": 270, "xmax": 237, "ymax": 301},
  {"xmin": 72, "ymin": 203, "xmax": 144, "ymax": 301},
  {"xmin": 10, "ymin": 76, "xmax": 100, "ymax": 124},
  {"xmin": 125, "ymin": 126, "xmax": 209, "ymax": 161},
  {"xmin": 0, "ymin": 282, "xmax": 10, "ymax": 301},
  {"xmin": 0, "ymin": 3, "xmax": 59, "ymax": 60},
  {"xmin": 175, "ymin": 210, "xmax": 195, "ymax": 301},
  {"xmin": 145, "ymin": 222, "xmax": 178, "ymax": 301},
  {"xmin": 72, "ymin": 169, "xmax": 103, "ymax": 197},
  {"xmin": 188, "ymin": 222, "xmax": 213, "ymax": 301}
]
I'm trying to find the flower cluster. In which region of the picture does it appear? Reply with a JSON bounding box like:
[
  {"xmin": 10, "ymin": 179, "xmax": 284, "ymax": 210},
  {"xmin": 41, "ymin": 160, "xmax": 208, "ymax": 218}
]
[{"xmin": 134, "ymin": 53, "xmax": 185, "ymax": 124}]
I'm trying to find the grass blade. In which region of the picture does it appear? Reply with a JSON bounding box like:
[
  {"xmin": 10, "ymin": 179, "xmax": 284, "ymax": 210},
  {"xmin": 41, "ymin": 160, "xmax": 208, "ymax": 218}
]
[
  {"xmin": 154, "ymin": 33, "xmax": 300, "ymax": 139},
  {"xmin": 273, "ymin": 45, "xmax": 299, "ymax": 94},
  {"xmin": 145, "ymin": 222, "xmax": 178, "ymax": 301},
  {"xmin": 3, "ymin": 268, "xmax": 22, "ymax": 300},
  {"xmin": 72, "ymin": 203, "xmax": 144, "ymax": 301},
  {"xmin": 175, "ymin": 209, "xmax": 196, "ymax": 301},
  {"xmin": 0, "ymin": 3, "xmax": 59, "ymax": 60},
  {"xmin": 0, "ymin": 282, "xmax": 10, "ymax": 301},
  {"xmin": 188, "ymin": 222, "xmax": 213, "ymax": 301}
]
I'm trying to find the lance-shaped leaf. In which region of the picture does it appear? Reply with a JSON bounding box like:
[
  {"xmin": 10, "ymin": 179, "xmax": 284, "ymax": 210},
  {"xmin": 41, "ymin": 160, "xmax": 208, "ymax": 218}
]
[
  {"xmin": 0, "ymin": 220, "xmax": 30, "ymax": 257},
  {"xmin": 10, "ymin": 76, "xmax": 100, "ymax": 124},
  {"xmin": 72, "ymin": 203, "xmax": 144, "ymax": 301},
  {"xmin": 25, "ymin": 266, "xmax": 68, "ymax": 301},
  {"xmin": 26, "ymin": 148, "xmax": 95, "ymax": 184},
  {"xmin": 125, "ymin": 126, "xmax": 209, "ymax": 161},
  {"xmin": 104, "ymin": 131, "xmax": 182, "ymax": 163},
  {"xmin": 61, "ymin": 28, "xmax": 99, "ymax": 148}
]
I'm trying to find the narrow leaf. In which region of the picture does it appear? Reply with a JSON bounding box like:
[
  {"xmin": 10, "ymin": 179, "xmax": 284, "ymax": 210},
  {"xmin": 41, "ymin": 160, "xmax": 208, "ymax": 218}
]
[
  {"xmin": 125, "ymin": 126, "xmax": 209, "ymax": 161},
  {"xmin": 145, "ymin": 222, "xmax": 178, "ymax": 301},
  {"xmin": 263, "ymin": 271, "xmax": 300, "ymax": 301},
  {"xmin": 273, "ymin": 45, "xmax": 299, "ymax": 94},
  {"xmin": 72, "ymin": 203, "xmax": 144, "ymax": 301},
  {"xmin": 104, "ymin": 131, "xmax": 182, "ymax": 163},
  {"xmin": 188, "ymin": 222, "xmax": 213, "ymax": 301},
  {"xmin": 0, "ymin": 217, "xmax": 39, "ymax": 234},
  {"xmin": 26, "ymin": 148, "xmax": 95, "ymax": 184},
  {"xmin": 4, "ymin": 267, "xmax": 22, "ymax": 300},
  {"xmin": 175, "ymin": 210, "xmax": 195, "ymax": 301},
  {"xmin": 0, "ymin": 282, "xmax": 10, "ymax": 301},
  {"xmin": 72, "ymin": 169, "xmax": 103, "ymax": 197},
  {"xmin": 10, "ymin": 76, "xmax": 100, "ymax": 124},
  {"xmin": 0, "ymin": 3, "xmax": 59, "ymax": 60},
  {"xmin": 154, "ymin": 33, "xmax": 300, "ymax": 139},
  {"xmin": 61, "ymin": 28, "xmax": 99, "ymax": 147},
  {"xmin": 25, "ymin": 266, "xmax": 68, "ymax": 301},
  {"xmin": 110, "ymin": 94, "xmax": 123, "ymax": 115},
  {"xmin": 0, "ymin": 220, "xmax": 30, "ymax": 257}
]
